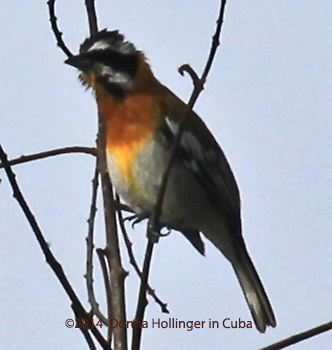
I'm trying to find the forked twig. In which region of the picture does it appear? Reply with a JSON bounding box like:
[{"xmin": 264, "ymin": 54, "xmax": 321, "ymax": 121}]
[
  {"xmin": 152, "ymin": 0, "xmax": 227, "ymax": 232},
  {"xmin": 47, "ymin": 0, "xmax": 73, "ymax": 57},
  {"xmin": 117, "ymin": 204, "xmax": 169, "ymax": 314},
  {"xmin": 84, "ymin": 0, "xmax": 128, "ymax": 346},
  {"xmin": 0, "ymin": 144, "xmax": 109, "ymax": 349},
  {"xmin": 132, "ymin": 3, "xmax": 228, "ymax": 350},
  {"xmin": 0, "ymin": 146, "xmax": 97, "ymax": 169}
]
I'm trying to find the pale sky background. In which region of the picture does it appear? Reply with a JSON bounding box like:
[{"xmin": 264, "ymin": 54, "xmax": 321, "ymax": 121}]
[{"xmin": 1, "ymin": 1, "xmax": 331, "ymax": 349}]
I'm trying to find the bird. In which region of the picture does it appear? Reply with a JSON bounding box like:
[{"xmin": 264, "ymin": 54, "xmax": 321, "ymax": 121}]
[{"xmin": 65, "ymin": 29, "xmax": 276, "ymax": 333}]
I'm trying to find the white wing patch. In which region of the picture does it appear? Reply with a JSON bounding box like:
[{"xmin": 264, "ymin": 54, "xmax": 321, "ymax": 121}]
[
  {"xmin": 165, "ymin": 116, "xmax": 179, "ymax": 134},
  {"xmin": 182, "ymin": 131, "xmax": 205, "ymax": 162},
  {"xmin": 163, "ymin": 114, "xmax": 240, "ymax": 215},
  {"xmin": 165, "ymin": 117, "xmax": 206, "ymax": 174}
]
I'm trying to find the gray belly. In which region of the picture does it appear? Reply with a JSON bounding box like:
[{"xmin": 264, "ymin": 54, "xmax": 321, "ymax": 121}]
[{"xmin": 106, "ymin": 138, "xmax": 211, "ymax": 231}]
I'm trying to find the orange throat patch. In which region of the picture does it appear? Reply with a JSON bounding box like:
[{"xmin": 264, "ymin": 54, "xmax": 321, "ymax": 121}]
[{"xmin": 97, "ymin": 88, "xmax": 161, "ymax": 188}]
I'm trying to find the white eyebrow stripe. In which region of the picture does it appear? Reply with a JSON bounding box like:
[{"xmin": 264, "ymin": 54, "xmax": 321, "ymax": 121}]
[{"xmin": 88, "ymin": 40, "xmax": 110, "ymax": 51}]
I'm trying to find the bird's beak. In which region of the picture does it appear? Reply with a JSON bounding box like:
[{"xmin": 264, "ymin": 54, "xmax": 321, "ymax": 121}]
[{"xmin": 65, "ymin": 54, "xmax": 93, "ymax": 72}]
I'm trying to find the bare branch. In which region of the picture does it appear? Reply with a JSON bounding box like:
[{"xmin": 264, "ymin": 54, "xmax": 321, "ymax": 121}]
[
  {"xmin": 117, "ymin": 203, "xmax": 169, "ymax": 314},
  {"xmin": 81, "ymin": 0, "xmax": 128, "ymax": 350},
  {"xmin": 97, "ymin": 113, "xmax": 128, "ymax": 350},
  {"xmin": 97, "ymin": 249, "xmax": 113, "ymax": 342},
  {"xmin": 178, "ymin": 64, "xmax": 201, "ymax": 89},
  {"xmin": 0, "ymin": 144, "xmax": 109, "ymax": 349},
  {"xmin": 47, "ymin": 0, "xmax": 73, "ymax": 57},
  {"xmin": 45, "ymin": 1, "xmax": 126, "ymax": 348},
  {"xmin": 150, "ymin": 0, "xmax": 228, "ymax": 234},
  {"xmin": 82, "ymin": 4, "xmax": 128, "ymax": 348},
  {"xmin": 85, "ymin": 163, "xmax": 108, "ymax": 325},
  {"xmin": 132, "ymin": 2, "xmax": 228, "ymax": 349},
  {"xmin": 259, "ymin": 321, "xmax": 332, "ymax": 350},
  {"xmin": 201, "ymin": 0, "xmax": 227, "ymax": 83},
  {"xmin": 131, "ymin": 236, "xmax": 154, "ymax": 350},
  {"xmin": 85, "ymin": 0, "xmax": 98, "ymax": 35},
  {"xmin": 71, "ymin": 304, "xmax": 97, "ymax": 350},
  {"xmin": 0, "ymin": 146, "xmax": 97, "ymax": 169},
  {"xmin": 81, "ymin": 328, "xmax": 97, "ymax": 350}
]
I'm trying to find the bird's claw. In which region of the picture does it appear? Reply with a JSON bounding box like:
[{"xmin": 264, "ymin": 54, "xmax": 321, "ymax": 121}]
[{"xmin": 123, "ymin": 212, "xmax": 149, "ymax": 228}]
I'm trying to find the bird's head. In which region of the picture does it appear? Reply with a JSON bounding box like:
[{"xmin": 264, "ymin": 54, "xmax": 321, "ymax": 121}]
[{"xmin": 65, "ymin": 30, "xmax": 147, "ymax": 98}]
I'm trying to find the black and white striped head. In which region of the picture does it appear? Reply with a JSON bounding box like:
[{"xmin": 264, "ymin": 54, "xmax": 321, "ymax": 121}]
[{"xmin": 65, "ymin": 30, "xmax": 140, "ymax": 98}]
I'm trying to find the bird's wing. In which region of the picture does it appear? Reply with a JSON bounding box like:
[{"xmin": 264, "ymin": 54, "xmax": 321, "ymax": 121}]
[{"xmin": 160, "ymin": 89, "xmax": 242, "ymax": 237}]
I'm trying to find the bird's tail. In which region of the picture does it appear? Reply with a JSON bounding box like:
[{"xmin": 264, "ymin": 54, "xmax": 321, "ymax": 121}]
[{"xmin": 232, "ymin": 248, "xmax": 276, "ymax": 333}]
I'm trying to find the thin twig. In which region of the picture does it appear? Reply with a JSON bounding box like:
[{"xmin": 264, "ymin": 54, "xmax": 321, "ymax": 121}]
[
  {"xmin": 85, "ymin": 0, "xmax": 98, "ymax": 35},
  {"xmin": 201, "ymin": 1, "xmax": 227, "ymax": 83},
  {"xmin": 117, "ymin": 203, "xmax": 169, "ymax": 313},
  {"xmin": 47, "ymin": 0, "xmax": 73, "ymax": 57},
  {"xmin": 96, "ymin": 249, "xmax": 113, "ymax": 343},
  {"xmin": 0, "ymin": 144, "xmax": 109, "ymax": 349},
  {"xmin": 178, "ymin": 64, "xmax": 201, "ymax": 89},
  {"xmin": 0, "ymin": 146, "xmax": 97, "ymax": 169},
  {"xmin": 85, "ymin": 163, "xmax": 108, "ymax": 325},
  {"xmin": 151, "ymin": 0, "xmax": 227, "ymax": 233},
  {"xmin": 132, "ymin": 2, "xmax": 228, "ymax": 349},
  {"xmin": 259, "ymin": 321, "xmax": 332, "ymax": 350},
  {"xmin": 131, "ymin": 237, "xmax": 154, "ymax": 350}
]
